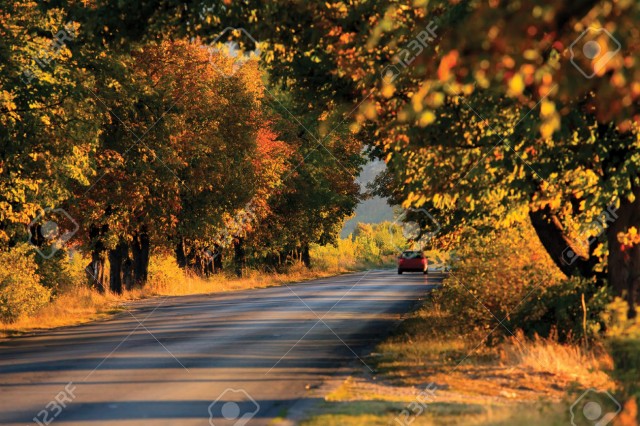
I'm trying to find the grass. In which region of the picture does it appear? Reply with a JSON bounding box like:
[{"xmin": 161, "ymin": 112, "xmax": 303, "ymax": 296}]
[
  {"xmin": 300, "ymin": 294, "xmax": 616, "ymax": 426},
  {"xmin": 0, "ymin": 252, "xmax": 395, "ymax": 338},
  {"xmin": 0, "ymin": 221, "xmax": 402, "ymax": 337}
]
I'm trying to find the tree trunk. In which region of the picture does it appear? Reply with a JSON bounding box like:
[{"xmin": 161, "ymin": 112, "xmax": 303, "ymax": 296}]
[
  {"xmin": 213, "ymin": 244, "xmax": 223, "ymax": 273},
  {"xmin": 87, "ymin": 224, "xmax": 108, "ymax": 292},
  {"xmin": 109, "ymin": 243, "xmax": 124, "ymax": 294},
  {"xmin": 204, "ymin": 249, "xmax": 214, "ymax": 276},
  {"xmin": 530, "ymin": 192, "xmax": 638, "ymax": 317},
  {"xmin": 193, "ymin": 249, "xmax": 206, "ymax": 277},
  {"xmin": 302, "ymin": 244, "xmax": 311, "ymax": 268},
  {"xmin": 528, "ymin": 205, "xmax": 599, "ymax": 278},
  {"xmin": 234, "ymin": 237, "xmax": 245, "ymax": 277},
  {"xmin": 86, "ymin": 250, "xmax": 108, "ymax": 292},
  {"xmin": 28, "ymin": 223, "xmax": 45, "ymax": 247},
  {"xmin": 132, "ymin": 227, "xmax": 150, "ymax": 285},
  {"xmin": 122, "ymin": 251, "xmax": 134, "ymax": 291},
  {"xmin": 175, "ymin": 238, "xmax": 187, "ymax": 268}
]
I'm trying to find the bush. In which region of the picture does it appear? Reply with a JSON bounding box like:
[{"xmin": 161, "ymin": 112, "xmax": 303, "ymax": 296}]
[
  {"xmin": 608, "ymin": 338, "xmax": 640, "ymax": 397},
  {"xmin": 602, "ymin": 299, "xmax": 640, "ymax": 401},
  {"xmin": 440, "ymin": 223, "xmax": 612, "ymax": 343},
  {"xmin": 512, "ymin": 277, "xmax": 610, "ymax": 342},
  {"xmin": 35, "ymin": 248, "xmax": 87, "ymax": 294},
  {"xmin": 147, "ymin": 252, "xmax": 188, "ymax": 293},
  {"xmin": 311, "ymin": 222, "xmax": 400, "ymax": 270},
  {"xmin": 0, "ymin": 245, "xmax": 52, "ymax": 323},
  {"xmin": 441, "ymin": 224, "xmax": 565, "ymax": 340}
]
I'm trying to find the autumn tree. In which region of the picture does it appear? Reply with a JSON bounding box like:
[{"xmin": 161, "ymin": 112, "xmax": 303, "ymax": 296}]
[
  {"xmin": 0, "ymin": 2, "xmax": 99, "ymax": 249},
  {"xmin": 25, "ymin": 1, "xmax": 640, "ymax": 314},
  {"xmin": 151, "ymin": 0, "xmax": 640, "ymax": 315}
]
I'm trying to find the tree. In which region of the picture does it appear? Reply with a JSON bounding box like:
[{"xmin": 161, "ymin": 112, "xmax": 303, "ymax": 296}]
[
  {"xmin": 154, "ymin": 0, "xmax": 639, "ymax": 315},
  {"xmin": 1, "ymin": 1, "xmax": 99, "ymax": 249}
]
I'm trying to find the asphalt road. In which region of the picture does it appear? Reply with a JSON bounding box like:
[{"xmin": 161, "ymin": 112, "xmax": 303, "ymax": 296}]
[{"xmin": 0, "ymin": 269, "xmax": 440, "ymax": 426}]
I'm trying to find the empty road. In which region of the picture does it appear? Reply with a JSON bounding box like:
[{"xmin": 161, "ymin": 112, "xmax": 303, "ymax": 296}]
[{"xmin": 0, "ymin": 269, "xmax": 439, "ymax": 425}]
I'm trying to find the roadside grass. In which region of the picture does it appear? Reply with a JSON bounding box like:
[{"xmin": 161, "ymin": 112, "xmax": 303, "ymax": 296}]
[
  {"xmin": 300, "ymin": 400, "xmax": 567, "ymax": 426},
  {"xmin": 0, "ymin": 252, "xmax": 394, "ymax": 338},
  {"xmin": 300, "ymin": 290, "xmax": 615, "ymax": 426}
]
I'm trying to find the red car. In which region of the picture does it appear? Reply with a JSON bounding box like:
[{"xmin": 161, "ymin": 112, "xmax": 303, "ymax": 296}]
[{"xmin": 397, "ymin": 250, "xmax": 428, "ymax": 274}]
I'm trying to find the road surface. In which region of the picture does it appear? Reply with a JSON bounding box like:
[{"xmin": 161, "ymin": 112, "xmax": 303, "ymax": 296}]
[{"xmin": 0, "ymin": 269, "xmax": 439, "ymax": 425}]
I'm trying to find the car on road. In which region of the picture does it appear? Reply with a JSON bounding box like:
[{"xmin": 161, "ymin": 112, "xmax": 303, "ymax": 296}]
[{"xmin": 397, "ymin": 250, "xmax": 428, "ymax": 274}]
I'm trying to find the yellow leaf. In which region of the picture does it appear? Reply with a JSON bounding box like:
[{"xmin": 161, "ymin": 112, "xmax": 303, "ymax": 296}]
[
  {"xmin": 418, "ymin": 110, "xmax": 436, "ymax": 127},
  {"xmin": 381, "ymin": 83, "xmax": 395, "ymax": 98},
  {"xmin": 540, "ymin": 100, "xmax": 555, "ymax": 118},
  {"xmin": 507, "ymin": 74, "xmax": 524, "ymax": 96}
]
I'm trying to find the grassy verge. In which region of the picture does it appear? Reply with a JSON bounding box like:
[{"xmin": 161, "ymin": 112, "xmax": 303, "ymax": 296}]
[
  {"xmin": 1, "ymin": 252, "xmax": 394, "ymax": 338},
  {"xmin": 300, "ymin": 284, "xmax": 615, "ymax": 426}
]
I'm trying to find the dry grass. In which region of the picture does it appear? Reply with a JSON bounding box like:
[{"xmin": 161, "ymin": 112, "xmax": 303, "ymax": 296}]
[
  {"xmin": 0, "ymin": 286, "xmax": 122, "ymax": 336},
  {"xmin": 500, "ymin": 332, "xmax": 614, "ymax": 390},
  {"xmin": 300, "ymin": 297, "xmax": 617, "ymax": 426},
  {"xmin": 0, "ymin": 255, "xmax": 370, "ymax": 337}
]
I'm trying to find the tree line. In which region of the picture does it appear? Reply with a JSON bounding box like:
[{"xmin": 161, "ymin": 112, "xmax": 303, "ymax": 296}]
[
  {"xmin": 4, "ymin": 1, "xmax": 640, "ymax": 316},
  {"xmin": 1, "ymin": 2, "xmax": 363, "ymax": 294}
]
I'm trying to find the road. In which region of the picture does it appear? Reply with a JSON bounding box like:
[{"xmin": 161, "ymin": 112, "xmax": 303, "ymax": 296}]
[{"xmin": 0, "ymin": 269, "xmax": 439, "ymax": 426}]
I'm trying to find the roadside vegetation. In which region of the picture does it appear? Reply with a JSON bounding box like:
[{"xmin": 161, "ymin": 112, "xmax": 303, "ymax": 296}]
[
  {"xmin": 2, "ymin": 2, "xmax": 640, "ymax": 425},
  {"xmin": 302, "ymin": 221, "xmax": 640, "ymax": 425},
  {"xmin": 0, "ymin": 222, "xmax": 400, "ymax": 336}
]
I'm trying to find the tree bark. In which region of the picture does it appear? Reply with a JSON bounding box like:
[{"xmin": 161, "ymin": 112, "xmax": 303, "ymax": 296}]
[
  {"xmin": 213, "ymin": 244, "xmax": 223, "ymax": 273},
  {"xmin": 122, "ymin": 250, "xmax": 134, "ymax": 291},
  {"xmin": 132, "ymin": 227, "xmax": 150, "ymax": 285},
  {"xmin": 175, "ymin": 237, "xmax": 187, "ymax": 268},
  {"xmin": 234, "ymin": 237, "xmax": 245, "ymax": 277},
  {"xmin": 204, "ymin": 249, "xmax": 214, "ymax": 276},
  {"xmin": 109, "ymin": 245, "xmax": 123, "ymax": 294},
  {"xmin": 528, "ymin": 205, "xmax": 599, "ymax": 278},
  {"xmin": 86, "ymin": 250, "xmax": 108, "ymax": 292},
  {"xmin": 530, "ymin": 192, "xmax": 639, "ymax": 317},
  {"xmin": 302, "ymin": 244, "xmax": 311, "ymax": 268},
  {"xmin": 87, "ymin": 224, "xmax": 108, "ymax": 292}
]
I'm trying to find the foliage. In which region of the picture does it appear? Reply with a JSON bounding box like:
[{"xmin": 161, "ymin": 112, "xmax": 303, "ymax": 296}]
[
  {"xmin": 33, "ymin": 249, "xmax": 87, "ymax": 294},
  {"xmin": 513, "ymin": 276, "xmax": 611, "ymax": 342},
  {"xmin": 0, "ymin": 245, "xmax": 51, "ymax": 323},
  {"xmin": 441, "ymin": 223, "xmax": 563, "ymax": 331},
  {"xmin": 132, "ymin": 0, "xmax": 640, "ymax": 304},
  {"xmin": 608, "ymin": 338, "xmax": 640, "ymax": 399},
  {"xmin": 311, "ymin": 222, "xmax": 400, "ymax": 270},
  {"xmin": 146, "ymin": 251, "xmax": 188, "ymax": 294},
  {"xmin": 441, "ymin": 222, "xmax": 611, "ymax": 342},
  {"xmin": 603, "ymin": 298, "xmax": 640, "ymax": 399},
  {"xmin": 0, "ymin": 1, "xmax": 99, "ymax": 245}
]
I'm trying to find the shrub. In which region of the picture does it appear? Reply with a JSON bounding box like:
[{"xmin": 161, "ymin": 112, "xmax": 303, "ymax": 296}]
[
  {"xmin": 441, "ymin": 224, "xmax": 565, "ymax": 340},
  {"xmin": 512, "ymin": 277, "xmax": 610, "ymax": 342},
  {"xmin": 147, "ymin": 251, "xmax": 190, "ymax": 293},
  {"xmin": 0, "ymin": 245, "xmax": 51, "ymax": 323},
  {"xmin": 311, "ymin": 222, "xmax": 399, "ymax": 271},
  {"xmin": 603, "ymin": 299, "xmax": 640, "ymax": 400},
  {"xmin": 35, "ymin": 248, "xmax": 87, "ymax": 294},
  {"xmin": 440, "ymin": 222, "xmax": 613, "ymax": 343},
  {"xmin": 608, "ymin": 338, "xmax": 640, "ymax": 397}
]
